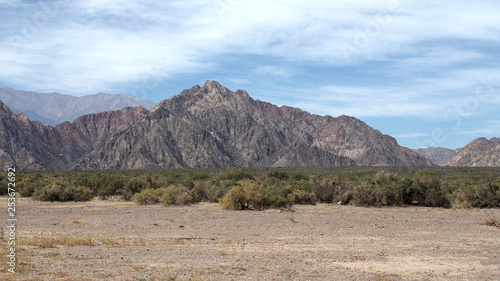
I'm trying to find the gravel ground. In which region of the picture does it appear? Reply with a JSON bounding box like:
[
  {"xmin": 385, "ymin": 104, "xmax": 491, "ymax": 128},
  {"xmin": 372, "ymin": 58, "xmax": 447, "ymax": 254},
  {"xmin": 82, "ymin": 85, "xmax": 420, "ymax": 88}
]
[{"xmin": 1, "ymin": 196, "xmax": 500, "ymax": 280}]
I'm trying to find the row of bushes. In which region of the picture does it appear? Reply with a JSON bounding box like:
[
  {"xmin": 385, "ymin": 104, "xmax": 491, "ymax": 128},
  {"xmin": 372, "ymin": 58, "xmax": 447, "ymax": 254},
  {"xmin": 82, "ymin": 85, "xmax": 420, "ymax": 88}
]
[{"xmin": 5, "ymin": 168, "xmax": 500, "ymax": 209}]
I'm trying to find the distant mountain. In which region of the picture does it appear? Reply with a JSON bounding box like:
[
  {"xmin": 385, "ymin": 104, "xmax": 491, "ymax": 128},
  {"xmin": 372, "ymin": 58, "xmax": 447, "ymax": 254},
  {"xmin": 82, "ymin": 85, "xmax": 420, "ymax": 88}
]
[
  {"xmin": 439, "ymin": 137, "xmax": 500, "ymax": 167},
  {"xmin": 0, "ymin": 81, "xmax": 432, "ymax": 170},
  {"xmin": 414, "ymin": 147, "xmax": 456, "ymax": 164},
  {"xmin": 0, "ymin": 87, "xmax": 156, "ymax": 126}
]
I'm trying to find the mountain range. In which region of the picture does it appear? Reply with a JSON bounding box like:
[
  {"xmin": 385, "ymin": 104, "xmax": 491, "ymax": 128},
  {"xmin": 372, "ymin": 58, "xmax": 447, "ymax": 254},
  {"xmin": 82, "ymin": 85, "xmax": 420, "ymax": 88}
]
[
  {"xmin": 0, "ymin": 80, "xmax": 497, "ymax": 170},
  {"xmin": 0, "ymin": 87, "xmax": 156, "ymax": 126},
  {"xmin": 413, "ymin": 147, "xmax": 458, "ymax": 165},
  {"xmin": 0, "ymin": 80, "xmax": 433, "ymax": 170}
]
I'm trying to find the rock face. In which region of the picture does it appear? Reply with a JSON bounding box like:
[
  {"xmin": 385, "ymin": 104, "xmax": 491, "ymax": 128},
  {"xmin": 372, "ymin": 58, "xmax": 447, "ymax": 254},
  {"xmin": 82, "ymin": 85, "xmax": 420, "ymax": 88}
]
[
  {"xmin": 0, "ymin": 98, "xmax": 148, "ymax": 170},
  {"xmin": 414, "ymin": 147, "xmax": 457, "ymax": 164},
  {"xmin": 0, "ymin": 87, "xmax": 156, "ymax": 126},
  {"xmin": 439, "ymin": 138, "xmax": 500, "ymax": 167},
  {"xmin": 75, "ymin": 80, "xmax": 432, "ymax": 169},
  {"xmin": 0, "ymin": 80, "xmax": 433, "ymax": 170}
]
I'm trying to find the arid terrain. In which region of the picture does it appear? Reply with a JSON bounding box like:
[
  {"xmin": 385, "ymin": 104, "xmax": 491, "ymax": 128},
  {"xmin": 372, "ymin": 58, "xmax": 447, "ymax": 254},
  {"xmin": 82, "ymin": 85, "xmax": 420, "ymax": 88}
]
[{"xmin": 1, "ymin": 196, "xmax": 500, "ymax": 280}]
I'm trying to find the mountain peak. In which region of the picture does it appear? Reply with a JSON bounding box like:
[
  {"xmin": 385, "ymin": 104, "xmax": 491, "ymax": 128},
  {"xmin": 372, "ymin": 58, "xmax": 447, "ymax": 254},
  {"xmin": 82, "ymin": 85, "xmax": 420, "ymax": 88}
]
[{"xmin": 200, "ymin": 80, "xmax": 232, "ymax": 97}]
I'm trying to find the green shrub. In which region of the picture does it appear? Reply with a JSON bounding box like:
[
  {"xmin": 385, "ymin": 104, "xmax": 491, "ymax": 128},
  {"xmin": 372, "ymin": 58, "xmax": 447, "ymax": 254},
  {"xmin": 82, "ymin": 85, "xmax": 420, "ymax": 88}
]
[
  {"xmin": 132, "ymin": 188, "xmax": 164, "ymax": 205},
  {"xmin": 159, "ymin": 185, "xmax": 193, "ymax": 206},
  {"xmin": 462, "ymin": 183, "xmax": 500, "ymax": 208},
  {"xmin": 290, "ymin": 173, "xmax": 309, "ymax": 181},
  {"xmin": 218, "ymin": 170, "xmax": 254, "ymax": 181},
  {"xmin": 312, "ymin": 177, "xmax": 338, "ymax": 203},
  {"xmin": 191, "ymin": 181, "xmax": 209, "ymax": 202},
  {"xmin": 413, "ymin": 170, "xmax": 440, "ymax": 190},
  {"xmin": 119, "ymin": 178, "xmax": 147, "ymax": 200},
  {"xmin": 219, "ymin": 181, "xmax": 270, "ymax": 210},
  {"xmin": 424, "ymin": 188, "xmax": 450, "ymax": 208},
  {"xmin": 219, "ymin": 186, "xmax": 246, "ymax": 210},
  {"xmin": 208, "ymin": 180, "xmax": 236, "ymax": 202},
  {"xmin": 69, "ymin": 186, "xmax": 94, "ymax": 201},
  {"xmin": 133, "ymin": 185, "xmax": 194, "ymax": 206},
  {"xmin": 266, "ymin": 170, "xmax": 289, "ymax": 180},
  {"xmin": 287, "ymin": 189, "xmax": 316, "ymax": 204},
  {"xmin": 38, "ymin": 185, "xmax": 69, "ymax": 202}
]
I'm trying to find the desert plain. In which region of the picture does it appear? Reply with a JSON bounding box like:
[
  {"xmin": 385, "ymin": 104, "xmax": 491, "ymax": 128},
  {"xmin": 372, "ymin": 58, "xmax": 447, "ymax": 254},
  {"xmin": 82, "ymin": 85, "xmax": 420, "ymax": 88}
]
[{"xmin": 1, "ymin": 196, "xmax": 499, "ymax": 280}]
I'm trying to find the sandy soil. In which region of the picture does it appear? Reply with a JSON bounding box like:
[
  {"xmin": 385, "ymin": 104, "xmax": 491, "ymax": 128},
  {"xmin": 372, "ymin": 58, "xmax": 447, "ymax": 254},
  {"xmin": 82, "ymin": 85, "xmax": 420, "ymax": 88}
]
[{"xmin": 1, "ymin": 196, "xmax": 500, "ymax": 280}]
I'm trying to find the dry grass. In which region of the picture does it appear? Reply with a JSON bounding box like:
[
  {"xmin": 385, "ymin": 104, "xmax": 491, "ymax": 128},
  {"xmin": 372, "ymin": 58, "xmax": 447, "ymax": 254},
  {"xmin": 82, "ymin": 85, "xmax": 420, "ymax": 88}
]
[
  {"xmin": 484, "ymin": 218, "xmax": 500, "ymax": 228},
  {"xmin": 24, "ymin": 233, "xmax": 94, "ymax": 248},
  {"xmin": 216, "ymin": 250, "xmax": 227, "ymax": 256},
  {"xmin": 72, "ymin": 220, "xmax": 88, "ymax": 224},
  {"xmin": 161, "ymin": 238, "xmax": 187, "ymax": 245}
]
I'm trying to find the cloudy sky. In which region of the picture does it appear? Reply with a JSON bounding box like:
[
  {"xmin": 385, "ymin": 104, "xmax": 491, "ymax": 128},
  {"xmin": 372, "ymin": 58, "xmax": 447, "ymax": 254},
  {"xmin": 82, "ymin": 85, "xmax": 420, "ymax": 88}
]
[{"xmin": 1, "ymin": 0, "xmax": 499, "ymax": 149}]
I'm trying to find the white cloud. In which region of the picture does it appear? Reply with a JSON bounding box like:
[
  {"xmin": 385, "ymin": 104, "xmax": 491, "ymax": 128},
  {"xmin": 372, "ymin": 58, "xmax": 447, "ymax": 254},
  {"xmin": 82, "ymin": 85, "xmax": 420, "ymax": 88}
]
[{"xmin": 0, "ymin": 0, "xmax": 500, "ymax": 99}]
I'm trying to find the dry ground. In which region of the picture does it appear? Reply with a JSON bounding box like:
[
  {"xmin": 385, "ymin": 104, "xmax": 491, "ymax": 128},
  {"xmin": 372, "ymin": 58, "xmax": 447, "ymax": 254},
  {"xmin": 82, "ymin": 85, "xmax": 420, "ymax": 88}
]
[{"xmin": 1, "ymin": 196, "xmax": 499, "ymax": 280}]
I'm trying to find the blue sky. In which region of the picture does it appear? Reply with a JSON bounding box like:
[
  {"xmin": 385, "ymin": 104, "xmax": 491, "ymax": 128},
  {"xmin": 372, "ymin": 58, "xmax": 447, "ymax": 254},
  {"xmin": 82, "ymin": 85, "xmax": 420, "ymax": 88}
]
[{"xmin": 1, "ymin": 0, "xmax": 499, "ymax": 149}]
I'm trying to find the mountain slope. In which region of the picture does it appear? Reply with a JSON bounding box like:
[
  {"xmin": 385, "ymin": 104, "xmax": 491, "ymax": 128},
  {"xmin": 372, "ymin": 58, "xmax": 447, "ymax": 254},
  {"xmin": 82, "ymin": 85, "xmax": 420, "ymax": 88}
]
[
  {"xmin": 0, "ymin": 87, "xmax": 156, "ymax": 126},
  {"xmin": 0, "ymin": 100, "xmax": 66, "ymax": 170},
  {"xmin": 1, "ymin": 81, "xmax": 433, "ymax": 170},
  {"xmin": 0, "ymin": 98, "xmax": 148, "ymax": 170},
  {"xmin": 75, "ymin": 80, "xmax": 431, "ymax": 169},
  {"xmin": 414, "ymin": 147, "xmax": 456, "ymax": 164},
  {"xmin": 439, "ymin": 138, "xmax": 500, "ymax": 167}
]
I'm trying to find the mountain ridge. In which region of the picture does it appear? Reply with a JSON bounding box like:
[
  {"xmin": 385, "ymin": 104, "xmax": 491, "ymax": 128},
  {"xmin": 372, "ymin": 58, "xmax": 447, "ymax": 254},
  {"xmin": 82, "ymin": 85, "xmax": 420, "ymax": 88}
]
[
  {"xmin": 1, "ymin": 80, "xmax": 433, "ymax": 170},
  {"xmin": 0, "ymin": 87, "xmax": 156, "ymax": 126},
  {"xmin": 439, "ymin": 137, "xmax": 500, "ymax": 167},
  {"xmin": 414, "ymin": 147, "xmax": 457, "ymax": 165}
]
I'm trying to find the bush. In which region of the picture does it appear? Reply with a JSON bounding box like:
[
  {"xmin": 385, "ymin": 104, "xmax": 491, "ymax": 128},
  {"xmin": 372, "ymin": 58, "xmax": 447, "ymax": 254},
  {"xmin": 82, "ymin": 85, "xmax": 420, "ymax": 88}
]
[
  {"xmin": 69, "ymin": 186, "xmax": 94, "ymax": 201},
  {"xmin": 36, "ymin": 184, "xmax": 94, "ymax": 202},
  {"xmin": 159, "ymin": 185, "xmax": 193, "ymax": 206},
  {"xmin": 351, "ymin": 181, "xmax": 397, "ymax": 207},
  {"xmin": 287, "ymin": 189, "xmax": 316, "ymax": 204},
  {"xmin": 133, "ymin": 185, "xmax": 193, "ymax": 206},
  {"xmin": 266, "ymin": 171, "xmax": 289, "ymax": 180},
  {"xmin": 219, "ymin": 181, "xmax": 268, "ymax": 210},
  {"xmin": 312, "ymin": 177, "xmax": 339, "ymax": 203},
  {"xmin": 218, "ymin": 170, "xmax": 254, "ymax": 181},
  {"xmin": 290, "ymin": 173, "xmax": 309, "ymax": 181},
  {"xmin": 132, "ymin": 188, "xmax": 164, "ymax": 205},
  {"xmin": 38, "ymin": 185, "xmax": 69, "ymax": 202},
  {"xmin": 462, "ymin": 183, "xmax": 500, "ymax": 208},
  {"xmin": 219, "ymin": 186, "xmax": 246, "ymax": 210},
  {"xmin": 191, "ymin": 181, "xmax": 209, "ymax": 203},
  {"xmin": 424, "ymin": 188, "xmax": 450, "ymax": 208}
]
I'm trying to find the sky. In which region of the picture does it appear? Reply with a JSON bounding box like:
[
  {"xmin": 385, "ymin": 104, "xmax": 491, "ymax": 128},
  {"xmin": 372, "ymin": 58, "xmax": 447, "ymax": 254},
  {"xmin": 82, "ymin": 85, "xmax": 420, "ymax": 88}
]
[{"xmin": 1, "ymin": 0, "xmax": 499, "ymax": 149}]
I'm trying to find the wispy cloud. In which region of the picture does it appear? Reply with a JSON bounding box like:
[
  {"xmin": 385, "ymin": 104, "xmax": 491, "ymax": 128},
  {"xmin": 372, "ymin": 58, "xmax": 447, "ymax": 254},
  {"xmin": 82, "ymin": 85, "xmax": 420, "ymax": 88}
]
[{"xmin": 0, "ymin": 0, "xmax": 499, "ymax": 122}]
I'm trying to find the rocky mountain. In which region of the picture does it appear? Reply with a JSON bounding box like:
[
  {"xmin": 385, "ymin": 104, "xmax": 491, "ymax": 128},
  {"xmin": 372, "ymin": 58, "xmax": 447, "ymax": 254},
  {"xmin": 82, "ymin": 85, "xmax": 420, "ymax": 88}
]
[
  {"xmin": 0, "ymin": 81, "xmax": 433, "ymax": 170},
  {"xmin": 0, "ymin": 98, "xmax": 147, "ymax": 170},
  {"xmin": 74, "ymin": 80, "xmax": 432, "ymax": 169},
  {"xmin": 414, "ymin": 147, "xmax": 457, "ymax": 164},
  {"xmin": 439, "ymin": 137, "xmax": 500, "ymax": 167},
  {"xmin": 0, "ymin": 87, "xmax": 156, "ymax": 126}
]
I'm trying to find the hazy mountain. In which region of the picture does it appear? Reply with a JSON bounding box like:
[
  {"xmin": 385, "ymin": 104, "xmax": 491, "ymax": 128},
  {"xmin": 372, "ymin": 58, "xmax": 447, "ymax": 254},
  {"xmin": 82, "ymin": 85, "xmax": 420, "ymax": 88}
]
[
  {"xmin": 0, "ymin": 81, "xmax": 433, "ymax": 170},
  {"xmin": 0, "ymin": 87, "xmax": 156, "ymax": 126},
  {"xmin": 439, "ymin": 137, "xmax": 500, "ymax": 167},
  {"xmin": 414, "ymin": 147, "xmax": 456, "ymax": 164}
]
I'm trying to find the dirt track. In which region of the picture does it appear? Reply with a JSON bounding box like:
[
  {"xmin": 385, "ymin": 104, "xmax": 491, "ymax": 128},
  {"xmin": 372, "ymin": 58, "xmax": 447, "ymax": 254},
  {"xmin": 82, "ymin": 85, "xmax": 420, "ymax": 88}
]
[{"xmin": 2, "ymin": 196, "xmax": 500, "ymax": 280}]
